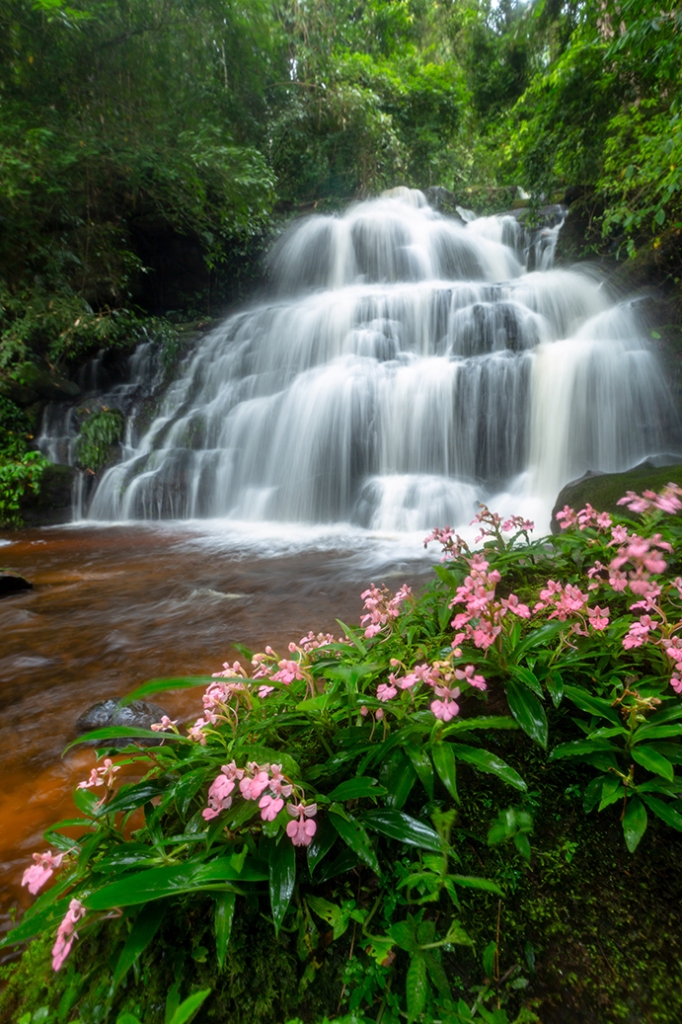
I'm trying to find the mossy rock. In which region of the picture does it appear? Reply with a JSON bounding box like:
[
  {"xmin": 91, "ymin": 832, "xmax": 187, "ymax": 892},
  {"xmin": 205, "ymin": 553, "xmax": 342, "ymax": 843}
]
[{"xmin": 552, "ymin": 461, "xmax": 682, "ymax": 532}]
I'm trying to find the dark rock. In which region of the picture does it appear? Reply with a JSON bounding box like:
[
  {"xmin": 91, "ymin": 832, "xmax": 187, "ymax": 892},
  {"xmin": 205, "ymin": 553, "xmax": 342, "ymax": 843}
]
[
  {"xmin": 424, "ymin": 186, "xmax": 464, "ymax": 223},
  {"xmin": 76, "ymin": 697, "xmax": 170, "ymax": 737},
  {"xmin": 551, "ymin": 460, "xmax": 682, "ymax": 534},
  {"xmin": 0, "ymin": 572, "xmax": 33, "ymax": 598},
  {"xmin": 14, "ymin": 363, "xmax": 80, "ymax": 401},
  {"xmin": 20, "ymin": 463, "xmax": 76, "ymax": 527}
]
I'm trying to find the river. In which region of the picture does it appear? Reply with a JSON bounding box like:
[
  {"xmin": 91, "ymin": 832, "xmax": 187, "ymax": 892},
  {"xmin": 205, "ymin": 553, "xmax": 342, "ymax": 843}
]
[{"xmin": 0, "ymin": 521, "xmax": 432, "ymax": 940}]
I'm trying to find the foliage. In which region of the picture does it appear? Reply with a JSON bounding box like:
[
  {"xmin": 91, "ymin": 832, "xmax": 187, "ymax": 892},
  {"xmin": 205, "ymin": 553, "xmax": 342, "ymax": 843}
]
[
  {"xmin": 75, "ymin": 408, "xmax": 125, "ymax": 474},
  {"xmin": 3, "ymin": 483, "xmax": 682, "ymax": 1020},
  {"xmin": 0, "ymin": 395, "xmax": 50, "ymax": 527}
]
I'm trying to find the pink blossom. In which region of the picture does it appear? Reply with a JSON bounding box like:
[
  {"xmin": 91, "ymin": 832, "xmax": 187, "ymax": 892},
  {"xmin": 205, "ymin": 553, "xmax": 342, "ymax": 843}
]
[
  {"xmin": 500, "ymin": 594, "xmax": 531, "ymax": 619},
  {"xmin": 212, "ymin": 660, "xmax": 246, "ymax": 679},
  {"xmin": 22, "ymin": 851, "xmax": 64, "ymax": 895},
  {"xmin": 671, "ymin": 674, "xmax": 682, "ymax": 694},
  {"xmin": 77, "ymin": 757, "xmax": 120, "ymax": 790},
  {"xmin": 240, "ymin": 770, "xmax": 271, "ymax": 801},
  {"xmin": 375, "ymin": 708, "xmax": 385, "ymax": 720},
  {"xmin": 555, "ymin": 505, "xmax": 577, "ymax": 529},
  {"xmin": 430, "ymin": 685, "xmax": 461, "ymax": 721},
  {"xmin": 259, "ymin": 794, "xmax": 284, "ymax": 821},
  {"xmin": 617, "ymin": 483, "xmax": 682, "ymax": 516},
  {"xmin": 662, "ymin": 637, "xmax": 682, "ymax": 664},
  {"xmin": 377, "ymin": 681, "xmax": 398, "ymax": 702},
  {"xmin": 52, "ymin": 899, "xmax": 86, "ymax": 972},
  {"xmin": 360, "ymin": 583, "xmax": 411, "ymax": 637},
  {"xmin": 286, "ymin": 803, "xmax": 318, "ymax": 847},
  {"xmin": 151, "ymin": 716, "xmax": 178, "ymax": 732},
  {"xmin": 202, "ymin": 773, "xmax": 237, "ymax": 820},
  {"xmin": 272, "ymin": 659, "xmax": 304, "ymax": 684},
  {"xmin": 610, "ymin": 525, "xmax": 629, "ymax": 545},
  {"xmin": 188, "ymin": 718, "xmax": 209, "ymax": 745},
  {"xmin": 586, "ymin": 605, "xmax": 610, "ymax": 631},
  {"xmin": 454, "ymin": 664, "xmax": 487, "ymax": 690}
]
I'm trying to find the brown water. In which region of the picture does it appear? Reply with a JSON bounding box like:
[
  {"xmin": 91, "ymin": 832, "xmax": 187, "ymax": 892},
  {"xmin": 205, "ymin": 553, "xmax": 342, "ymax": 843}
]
[{"xmin": 0, "ymin": 522, "xmax": 431, "ymax": 939}]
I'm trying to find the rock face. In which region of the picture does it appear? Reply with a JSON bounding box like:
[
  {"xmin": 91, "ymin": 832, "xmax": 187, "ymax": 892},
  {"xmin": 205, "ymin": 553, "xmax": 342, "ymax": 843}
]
[
  {"xmin": 76, "ymin": 698, "xmax": 169, "ymax": 735},
  {"xmin": 0, "ymin": 572, "xmax": 33, "ymax": 598}
]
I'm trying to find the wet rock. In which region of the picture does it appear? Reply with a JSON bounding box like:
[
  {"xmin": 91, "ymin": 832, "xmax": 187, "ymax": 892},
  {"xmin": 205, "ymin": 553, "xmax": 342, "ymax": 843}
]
[
  {"xmin": 0, "ymin": 572, "xmax": 33, "ymax": 598},
  {"xmin": 424, "ymin": 186, "xmax": 464, "ymax": 222},
  {"xmin": 76, "ymin": 697, "xmax": 170, "ymax": 737},
  {"xmin": 551, "ymin": 460, "xmax": 682, "ymax": 534},
  {"xmin": 20, "ymin": 463, "xmax": 76, "ymax": 527}
]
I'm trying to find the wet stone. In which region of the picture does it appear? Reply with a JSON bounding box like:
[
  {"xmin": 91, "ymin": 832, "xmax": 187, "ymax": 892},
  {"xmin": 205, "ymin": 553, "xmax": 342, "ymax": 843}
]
[
  {"xmin": 0, "ymin": 572, "xmax": 33, "ymax": 598},
  {"xmin": 76, "ymin": 697, "xmax": 170, "ymax": 737}
]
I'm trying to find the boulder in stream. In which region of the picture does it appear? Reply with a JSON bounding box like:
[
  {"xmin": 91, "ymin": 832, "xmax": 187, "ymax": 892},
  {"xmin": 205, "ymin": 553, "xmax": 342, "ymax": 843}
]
[
  {"xmin": 76, "ymin": 697, "xmax": 170, "ymax": 741},
  {"xmin": 0, "ymin": 572, "xmax": 33, "ymax": 598}
]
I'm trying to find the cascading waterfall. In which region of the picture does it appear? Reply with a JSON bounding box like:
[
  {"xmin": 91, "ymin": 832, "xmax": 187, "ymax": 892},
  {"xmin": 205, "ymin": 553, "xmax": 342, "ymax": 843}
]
[{"xmin": 81, "ymin": 187, "xmax": 680, "ymax": 534}]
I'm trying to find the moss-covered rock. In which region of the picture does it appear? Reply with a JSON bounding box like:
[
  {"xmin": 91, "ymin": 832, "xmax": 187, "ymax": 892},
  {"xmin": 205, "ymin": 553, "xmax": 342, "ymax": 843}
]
[{"xmin": 552, "ymin": 463, "xmax": 682, "ymax": 533}]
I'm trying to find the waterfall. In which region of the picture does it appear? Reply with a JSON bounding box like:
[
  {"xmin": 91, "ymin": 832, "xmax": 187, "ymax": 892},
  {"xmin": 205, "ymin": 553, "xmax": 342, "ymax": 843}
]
[{"xmin": 72, "ymin": 190, "xmax": 679, "ymax": 534}]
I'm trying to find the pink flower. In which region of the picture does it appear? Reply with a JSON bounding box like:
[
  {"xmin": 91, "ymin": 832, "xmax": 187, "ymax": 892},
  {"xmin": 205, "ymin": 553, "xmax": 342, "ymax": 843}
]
[
  {"xmin": 286, "ymin": 803, "xmax": 318, "ymax": 847},
  {"xmin": 555, "ymin": 505, "xmax": 577, "ymax": 529},
  {"xmin": 77, "ymin": 758, "xmax": 120, "ymax": 790},
  {"xmin": 188, "ymin": 718, "xmax": 209, "ymax": 745},
  {"xmin": 52, "ymin": 899, "xmax": 86, "ymax": 972},
  {"xmin": 454, "ymin": 664, "xmax": 487, "ymax": 690},
  {"xmin": 586, "ymin": 605, "xmax": 610, "ymax": 631},
  {"xmin": 377, "ymin": 682, "xmax": 398, "ymax": 702},
  {"xmin": 202, "ymin": 772, "xmax": 237, "ymax": 821},
  {"xmin": 671, "ymin": 674, "xmax": 682, "ymax": 694},
  {"xmin": 272, "ymin": 659, "xmax": 304, "ymax": 684},
  {"xmin": 259, "ymin": 794, "xmax": 284, "ymax": 821},
  {"xmin": 22, "ymin": 851, "xmax": 64, "ymax": 895},
  {"xmin": 430, "ymin": 685, "xmax": 461, "ymax": 721},
  {"xmin": 375, "ymin": 708, "xmax": 385, "ymax": 720},
  {"xmin": 500, "ymin": 594, "xmax": 531, "ymax": 619},
  {"xmin": 151, "ymin": 716, "xmax": 178, "ymax": 732},
  {"xmin": 240, "ymin": 770, "xmax": 271, "ymax": 801}
]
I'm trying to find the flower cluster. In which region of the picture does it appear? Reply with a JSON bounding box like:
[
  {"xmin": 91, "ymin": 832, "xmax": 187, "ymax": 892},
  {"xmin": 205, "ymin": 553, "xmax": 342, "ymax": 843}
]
[
  {"xmin": 471, "ymin": 506, "xmax": 534, "ymax": 545},
  {"xmin": 617, "ymin": 482, "xmax": 682, "ymax": 516},
  {"xmin": 423, "ymin": 526, "xmax": 470, "ymax": 561},
  {"xmin": 449, "ymin": 552, "xmax": 531, "ymax": 650},
  {"xmin": 360, "ymin": 583, "xmax": 411, "ymax": 638},
  {"xmin": 52, "ymin": 898, "xmax": 86, "ymax": 971},
  {"xmin": 375, "ymin": 653, "xmax": 486, "ymax": 722},
  {"xmin": 534, "ymin": 580, "xmax": 610, "ymax": 633},
  {"xmin": 556, "ymin": 503, "xmax": 612, "ymax": 532},
  {"xmin": 21, "ymin": 850, "xmax": 64, "ymax": 895},
  {"xmin": 77, "ymin": 757, "xmax": 120, "ymax": 791},
  {"xmin": 202, "ymin": 760, "xmax": 317, "ymax": 845}
]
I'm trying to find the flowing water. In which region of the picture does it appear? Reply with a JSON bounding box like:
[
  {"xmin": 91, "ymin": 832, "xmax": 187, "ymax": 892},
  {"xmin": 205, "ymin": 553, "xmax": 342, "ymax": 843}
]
[
  {"xmin": 66, "ymin": 188, "xmax": 679, "ymax": 532},
  {"xmin": 4, "ymin": 187, "xmax": 681, "ymax": 937}
]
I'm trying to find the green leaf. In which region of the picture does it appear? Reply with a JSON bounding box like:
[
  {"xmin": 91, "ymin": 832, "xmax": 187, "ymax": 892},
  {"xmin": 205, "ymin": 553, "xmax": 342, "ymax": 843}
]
[
  {"xmin": 383, "ymin": 754, "xmax": 417, "ymax": 810},
  {"xmin": 268, "ymin": 839, "xmax": 296, "ymax": 936},
  {"xmin": 483, "ymin": 939, "xmax": 497, "ymax": 979},
  {"xmin": 431, "ymin": 741, "xmax": 459, "ymax": 803},
  {"xmin": 113, "ymin": 901, "xmax": 166, "ymax": 988},
  {"xmin": 511, "ymin": 621, "xmax": 564, "ymax": 658},
  {"xmin": 214, "ymin": 891, "xmax": 236, "ymax": 969},
  {"xmin": 598, "ymin": 776, "xmax": 624, "ymax": 812},
  {"xmin": 167, "ymin": 988, "xmax": 212, "ymax": 1024},
  {"xmin": 631, "ymin": 744, "xmax": 674, "ymax": 782},
  {"xmin": 640, "ymin": 794, "xmax": 682, "ymax": 832},
  {"xmin": 623, "ymin": 796, "xmax": 648, "ymax": 853},
  {"xmin": 329, "ymin": 807, "xmax": 380, "ymax": 875},
  {"xmin": 63, "ymin": 726, "xmax": 190, "ymax": 753},
  {"xmin": 122, "ymin": 677, "xmax": 216, "ymax": 703},
  {"xmin": 506, "ymin": 680, "xmax": 547, "ymax": 749},
  {"xmin": 508, "ymin": 665, "xmax": 543, "ymax": 698},
  {"xmin": 404, "ymin": 744, "xmax": 435, "ymax": 799},
  {"xmin": 452, "ymin": 744, "xmax": 527, "ymax": 791},
  {"xmin": 633, "ymin": 724, "xmax": 682, "ymax": 744},
  {"xmin": 406, "ymin": 953, "xmax": 428, "ymax": 1024},
  {"xmin": 105, "ymin": 779, "xmax": 171, "ymax": 815},
  {"xmin": 389, "ymin": 919, "xmax": 418, "ymax": 954},
  {"xmin": 563, "ymin": 686, "xmax": 620, "ymax": 725},
  {"xmin": 306, "ymin": 895, "xmax": 350, "ymax": 940},
  {"xmin": 307, "ymin": 815, "xmax": 338, "ymax": 873},
  {"xmin": 327, "ymin": 777, "xmax": 386, "ymax": 801},
  {"xmin": 549, "ymin": 738, "xmax": 618, "ymax": 760},
  {"xmin": 361, "ymin": 809, "xmax": 442, "ymax": 852},
  {"xmin": 0, "ymin": 895, "xmax": 73, "ymax": 949},
  {"xmin": 546, "ymin": 672, "xmax": 564, "ymax": 708},
  {"xmin": 449, "ymin": 874, "xmax": 503, "ymax": 894},
  {"xmin": 85, "ymin": 857, "xmax": 267, "ymax": 910}
]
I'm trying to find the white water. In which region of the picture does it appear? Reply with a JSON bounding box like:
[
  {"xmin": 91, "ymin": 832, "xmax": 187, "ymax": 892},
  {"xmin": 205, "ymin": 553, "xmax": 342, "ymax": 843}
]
[{"xmin": 78, "ymin": 190, "xmax": 679, "ymax": 535}]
